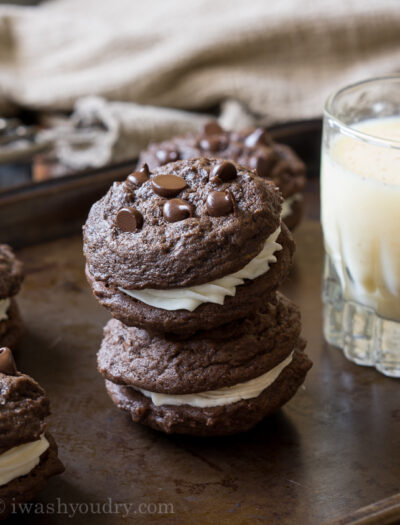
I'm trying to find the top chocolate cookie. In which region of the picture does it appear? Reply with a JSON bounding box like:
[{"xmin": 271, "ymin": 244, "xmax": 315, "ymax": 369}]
[
  {"xmin": 83, "ymin": 157, "xmax": 283, "ymax": 289},
  {"xmin": 0, "ymin": 245, "xmax": 24, "ymax": 299},
  {"xmin": 138, "ymin": 123, "xmax": 306, "ymax": 200}
]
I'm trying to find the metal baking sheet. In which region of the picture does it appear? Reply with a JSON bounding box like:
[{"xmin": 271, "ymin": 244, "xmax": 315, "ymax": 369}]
[
  {"xmin": 11, "ymin": 205, "xmax": 400, "ymax": 524},
  {"xmin": 4, "ymin": 120, "xmax": 400, "ymax": 524}
]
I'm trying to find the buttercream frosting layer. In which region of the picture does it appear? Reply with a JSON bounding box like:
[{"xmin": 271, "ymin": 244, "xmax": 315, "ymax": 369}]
[{"xmin": 120, "ymin": 227, "xmax": 282, "ymax": 311}]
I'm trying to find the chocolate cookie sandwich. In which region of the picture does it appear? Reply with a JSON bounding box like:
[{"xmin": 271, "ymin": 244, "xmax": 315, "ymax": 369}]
[
  {"xmin": 0, "ymin": 348, "xmax": 64, "ymax": 519},
  {"xmin": 0, "ymin": 245, "xmax": 24, "ymax": 348},
  {"xmin": 84, "ymin": 157, "xmax": 294, "ymax": 335},
  {"xmin": 98, "ymin": 293, "xmax": 312, "ymax": 436},
  {"xmin": 138, "ymin": 123, "xmax": 306, "ymax": 230}
]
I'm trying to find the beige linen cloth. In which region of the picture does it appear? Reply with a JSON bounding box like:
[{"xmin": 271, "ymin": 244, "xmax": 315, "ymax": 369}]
[{"xmin": 0, "ymin": 0, "xmax": 399, "ymax": 168}]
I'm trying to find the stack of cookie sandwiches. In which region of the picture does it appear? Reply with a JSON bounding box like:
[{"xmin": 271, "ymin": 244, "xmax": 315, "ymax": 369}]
[
  {"xmin": 139, "ymin": 122, "xmax": 306, "ymax": 230},
  {"xmin": 84, "ymin": 158, "xmax": 312, "ymax": 436},
  {"xmin": 0, "ymin": 245, "xmax": 24, "ymax": 348},
  {"xmin": 0, "ymin": 348, "xmax": 64, "ymax": 519}
]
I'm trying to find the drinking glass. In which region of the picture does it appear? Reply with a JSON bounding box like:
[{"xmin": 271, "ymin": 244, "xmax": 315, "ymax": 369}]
[{"xmin": 321, "ymin": 76, "xmax": 400, "ymax": 378}]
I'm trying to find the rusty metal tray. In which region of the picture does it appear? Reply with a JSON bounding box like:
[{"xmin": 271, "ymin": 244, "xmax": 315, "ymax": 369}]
[{"xmin": 4, "ymin": 121, "xmax": 400, "ymax": 524}]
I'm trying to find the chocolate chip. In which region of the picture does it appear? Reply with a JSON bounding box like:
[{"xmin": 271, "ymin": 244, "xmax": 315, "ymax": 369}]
[
  {"xmin": 211, "ymin": 161, "xmax": 237, "ymax": 182},
  {"xmin": 116, "ymin": 207, "xmax": 143, "ymax": 232},
  {"xmin": 244, "ymin": 128, "xmax": 269, "ymax": 148},
  {"xmin": 127, "ymin": 164, "xmax": 150, "ymax": 187},
  {"xmin": 163, "ymin": 199, "xmax": 194, "ymax": 222},
  {"xmin": 250, "ymin": 148, "xmax": 277, "ymax": 176},
  {"xmin": 199, "ymin": 137, "xmax": 222, "ymax": 152},
  {"xmin": 202, "ymin": 121, "xmax": 224, "ymax": 135},
  {"xmin": 206, "ymin": 191, "xmax": 235, "ymax": 217},
  {"xmin": 254, "ymin": 156, "xmax": 270, "ymax": 178},
  {"xmin": 151, "ymin": 175, "xmax": 187, "ymax": 198},
  {"xmin": 156, "ymin": 149, "xmax": 180, "ymax": 165},
  {"xmin": 199, "ymin": 137, "xmax": 218, "ymax": 152},
  {"xmin": 0, "ymin": 347, "xmax": 17, "ymax": 375}
]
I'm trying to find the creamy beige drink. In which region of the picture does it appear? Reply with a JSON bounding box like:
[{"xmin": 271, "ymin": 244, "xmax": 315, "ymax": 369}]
[{"xmin": 321, "ymin": 116, "xmax": 400, "ymax": 321}]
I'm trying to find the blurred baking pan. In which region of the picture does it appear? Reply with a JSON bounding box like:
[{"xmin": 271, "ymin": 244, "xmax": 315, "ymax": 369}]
[{"xmin": 0, "ymin": 119, "xmax": 322, "ymax": 248}]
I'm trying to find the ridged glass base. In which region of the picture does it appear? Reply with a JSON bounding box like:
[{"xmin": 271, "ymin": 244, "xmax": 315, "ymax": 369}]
[{"xmin": 322, "ymin": 253, "xmax": 400, "ymax": 378}]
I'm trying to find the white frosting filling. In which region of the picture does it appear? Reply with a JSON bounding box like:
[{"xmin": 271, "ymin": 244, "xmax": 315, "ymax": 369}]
[
  {"xmin": 281, "ymin": 193, "xmax": 302, "ymax": 219},
  {"xmin": 0, "ymin": 434, "xmax": 49, "ymax": 486},
  {"xmin": 120, "ymin": 226, "xmax": 282, "ymax": 312},
  {"xmin": 134, "ymin": 352, "xmax": 294, "ymax": 408},
  {"xmin": 0, "ymin": 298, "xmax": 10, "ymax": 322}
]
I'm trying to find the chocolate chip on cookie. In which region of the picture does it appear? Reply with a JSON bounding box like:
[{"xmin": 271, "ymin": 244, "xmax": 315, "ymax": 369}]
[
  {"xmin": 202, "ymin": 121, "xmax": 224, "ymax": 136},
  {"xmin": 116, "ymin": 208, "xmax": 143, "ymax": 232},
  {"xmin": 211, "ymin": 161, "xmax": 237, "ymax": 183},
  {"xmin": 253, "ymin": 156, "xmax": 270, "ymax": 179},
  {"xmin": 199, "ymin": 136, "xmax": 226, "ymax": 152},
  {"xmin": 244, "ymin": 127, "xmax": 270, "ymax": 148},
  {"xmin": 156, "ymin": 149, "xmax": 180, "ymax": 165},
  {"xmin": 206, "ymin": 190, "xmax": 234, "ymax": 217},
  {"xmin": 151, "ymin": 174, "xmax": 187, "ymax": 198},
  {"xmin": 163, "ymin": 199, "xmax": 194, "ymax": 223},
  {"xmin": 126, "ymin": 164, "xmax": 150, "ymax": 188}
]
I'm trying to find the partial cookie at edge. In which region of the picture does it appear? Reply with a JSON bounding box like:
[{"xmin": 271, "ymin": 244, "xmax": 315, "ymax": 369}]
[{"xmin": 0, "ymin": 433, "xmax": 64, "ymax": 520}]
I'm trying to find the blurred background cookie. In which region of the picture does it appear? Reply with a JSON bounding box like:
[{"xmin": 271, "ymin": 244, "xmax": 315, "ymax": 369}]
[{"xmin": 138, "ymin": 124, "xmax": 306, "ymax": 230}]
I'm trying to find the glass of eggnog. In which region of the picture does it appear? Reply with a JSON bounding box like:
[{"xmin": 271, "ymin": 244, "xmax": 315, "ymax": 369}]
[{"xmin": 321, "ymin": 76, "xmax": 400, "ymax": 378}]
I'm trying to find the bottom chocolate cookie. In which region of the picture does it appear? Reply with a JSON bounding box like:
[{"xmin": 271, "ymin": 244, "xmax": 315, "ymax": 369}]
[
  {"xmin": 0, "ymin": 433, "xmax": 64, "ymax": 520},
  {"xmin": 105, "ymin": 348, "xmax": 312, "ymax": 436},
  {"xmin": 0, "ymin": 299, "xmax": 24, "ymax": 349}
]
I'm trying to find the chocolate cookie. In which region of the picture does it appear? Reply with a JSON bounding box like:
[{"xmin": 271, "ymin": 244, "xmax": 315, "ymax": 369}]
[
  {"xmin": 105, "ymin": 347, "xmax": 312, "ymax": 436},
  {"xmin": 138, "ymin": 124, "xmax": 307, "ymax": 230},
  {"xmin": 0, "ymin": 355, "xmax": 49, "ymax": 452},
  {"xmin": 0, "ymin": 299, "xmax": 24, "ymax": 349},
  {"xmin": 86, "ymin": 151, "xmax": 312, "ymax": 438},
  {"xmin": 98, "ymin": 292, "xmax": 301, "ymax": 394},
  {"xmin": 0, "ymin": 349, "xmax": 64, "ymax": 517},
  {"xmin": 0, "ymin": 245, "xmax": 23, "ymax": 299},
  {"xmin": 86, "ymin": 223, "xmax": 294, "ymax": 334},
  {"xmin": 0, "ymin": 433, "xmax": 64, "ymax": 520},
  {"xmin": 83, "ymin": 157, "xmax": 283, "ymax": 290}
]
